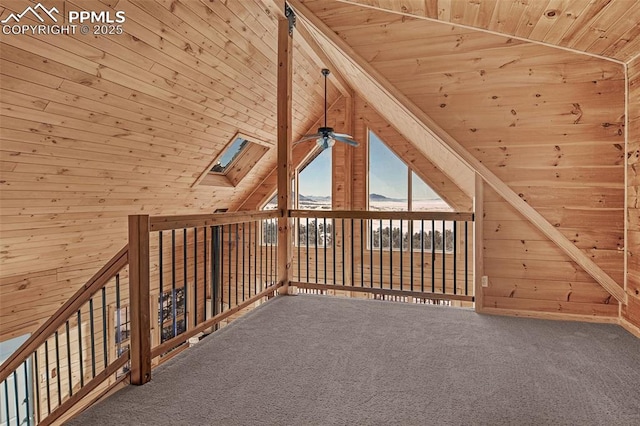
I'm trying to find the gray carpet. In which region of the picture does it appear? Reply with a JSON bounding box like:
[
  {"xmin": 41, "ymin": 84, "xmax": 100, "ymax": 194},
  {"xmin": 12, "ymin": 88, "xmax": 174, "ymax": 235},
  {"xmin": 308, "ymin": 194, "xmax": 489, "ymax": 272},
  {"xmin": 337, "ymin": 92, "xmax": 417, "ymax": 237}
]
[{"xmin": 68, "ymin": 295, "xmax": 640, "ymax": 425}]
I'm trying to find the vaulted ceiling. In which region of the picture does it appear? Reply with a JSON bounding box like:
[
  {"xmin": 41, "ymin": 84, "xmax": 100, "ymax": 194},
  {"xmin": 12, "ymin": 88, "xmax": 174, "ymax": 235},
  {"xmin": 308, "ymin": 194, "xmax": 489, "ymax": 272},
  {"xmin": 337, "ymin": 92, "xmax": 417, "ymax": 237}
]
[
  {"xmin": 291, "ymin": 0, "xmax": 632, "ymax": 315},
  {"xmin": 1, "ymin": 0, "xmax": 639, "ymax": 336},
  {"xmin": 316, "ymin": 0, "xmax": 640, "ymax": 63}
]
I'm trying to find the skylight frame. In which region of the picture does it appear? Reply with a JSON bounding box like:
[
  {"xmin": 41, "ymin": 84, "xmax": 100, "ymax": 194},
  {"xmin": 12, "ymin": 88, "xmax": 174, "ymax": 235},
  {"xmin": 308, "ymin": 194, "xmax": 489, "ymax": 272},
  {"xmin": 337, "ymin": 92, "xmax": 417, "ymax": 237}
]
[
  {"xmin": 209, "ymin": 136, "xmax": 249, "ymax": 175},
  {"xmin": 192, "ymin": 131, "xmax": 271, "ymax": 188}
]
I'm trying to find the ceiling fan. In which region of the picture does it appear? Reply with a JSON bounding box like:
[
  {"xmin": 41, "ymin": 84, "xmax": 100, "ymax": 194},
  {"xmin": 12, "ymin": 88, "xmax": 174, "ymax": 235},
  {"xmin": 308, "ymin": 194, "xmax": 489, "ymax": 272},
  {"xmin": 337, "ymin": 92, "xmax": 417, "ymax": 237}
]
[{"xmin": 295, "ymin": 69, "xmax": 360, "ymax": 150}]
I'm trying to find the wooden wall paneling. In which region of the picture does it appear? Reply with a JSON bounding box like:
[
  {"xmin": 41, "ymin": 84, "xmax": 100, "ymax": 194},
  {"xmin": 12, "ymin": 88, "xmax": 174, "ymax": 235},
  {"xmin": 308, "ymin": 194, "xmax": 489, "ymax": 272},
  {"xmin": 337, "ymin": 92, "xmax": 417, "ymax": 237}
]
[
  {"xmin": 293, "ymin": 0, "xmax": 625, "ymax": 304},
  {"xmin": 0, "ymin": 0, "xmax": 334, "ymax": 342},
  {"xmin": 239, "ymin": 0, "xmax": 344, "ymax": 119},
  {"xmin": 625, "ymin": 57, "xmax": 640, "ymax": 330},
  {"xmin": 567, "ymin": 1, "xmax": 638, "ymax": 53},
  {"xmin": 351, "ymin": 97, "xmax": 368, "ymax": 211},
  {"xmin": 536, "ymin": 1, "xmax": 607, "ymax": 46},
  {"xmin": 145, "ymin": 0, "xmax": 330, "ymax": 134},
  {"xmin": 116, "ymin": 0, "xmax": 281, "ymax": 119},
  {"xmin": 483, "ymin": 186, "xmax": 619, "ymax": 319},
  {"xmin": 97, "ymin": 0, "xmax": 281, "ymax": 110},
  {"xmin": 332, "ymin": 95, "xmax": 354, "ymax": 211},
  {"xmin": 474, "ymin": 175, "xmax": 484, "ymax": 312}
]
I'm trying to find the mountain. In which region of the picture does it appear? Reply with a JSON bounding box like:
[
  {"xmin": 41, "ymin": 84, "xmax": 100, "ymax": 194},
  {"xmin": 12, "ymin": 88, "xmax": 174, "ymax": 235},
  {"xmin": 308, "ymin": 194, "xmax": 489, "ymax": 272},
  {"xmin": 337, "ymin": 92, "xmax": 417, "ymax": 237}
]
[{"xmin": 369, "ymin": 193, "xmax": 404, "ymax": 202}]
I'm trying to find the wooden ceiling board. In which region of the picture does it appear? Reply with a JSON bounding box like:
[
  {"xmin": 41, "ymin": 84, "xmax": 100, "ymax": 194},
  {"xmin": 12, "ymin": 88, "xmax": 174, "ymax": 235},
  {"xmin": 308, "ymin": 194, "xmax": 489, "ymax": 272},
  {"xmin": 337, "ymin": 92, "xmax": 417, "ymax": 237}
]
[
  {"xmin": 0, "ymin": 0, "xmax": 343, "ymax": 335},
  {"xmin": 338, "ymin": 0, "xmax": 640, "ymax": 62}
]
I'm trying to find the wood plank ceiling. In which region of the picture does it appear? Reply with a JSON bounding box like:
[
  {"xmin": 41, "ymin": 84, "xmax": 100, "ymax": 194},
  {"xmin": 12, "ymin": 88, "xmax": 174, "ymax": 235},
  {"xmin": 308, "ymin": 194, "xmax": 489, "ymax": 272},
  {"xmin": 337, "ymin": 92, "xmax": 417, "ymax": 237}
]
[
  {"xmin": 0, "ymin": 0, "xmax": 638, "ymax": 335},
  {"xmin": 335, "ymin": 0, "xmax": 640, "ymax": 63},
  {"xmin": 296, "ymin": 0, "xmax": 628, "ymax": 317},
  {"xmin": 0, "ymin": 0, "xmax": 340, "ymax": 337}
]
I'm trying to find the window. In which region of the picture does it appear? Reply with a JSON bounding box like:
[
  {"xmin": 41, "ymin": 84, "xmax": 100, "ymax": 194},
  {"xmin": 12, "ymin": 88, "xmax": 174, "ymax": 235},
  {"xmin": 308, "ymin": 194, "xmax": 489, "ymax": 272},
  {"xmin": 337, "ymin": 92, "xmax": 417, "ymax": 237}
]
[
  {"xmin": 368, "ymin": 130, "xmax": 453, "ymax": 252},
  {"xmin": 297, "ymin": 147, "xmax": 332, "ymax": 209},
  {"xmin": 114, "ymin": 306, "xmax": 130, "ymax": 345},
  {"xmin": 193, "ymin": 132, "xmax": 270, "ymax": 188},
  {"xmin": 210, "ymin": 137, "xmax": 248, "ymax": 173},
  {"xmin": 0, "ymin": 334, "xmax": 34, "ymax": 425},
  {"xmin": 261, "ymin": 148, "xmax": 333, "ymax": 246},
  {"xmin": 368, "ymin": 131, "xmax": 408, "ymax": 211},
  {"xmin": 114, "ymin": 307, "xmax": 131, "ymax": 377},
  {"xmin": 263, "ymin": 194, "xmax": 277, "ymax": 210},
  {"xmin": 159, "ymin": 288, "xmax": 186, "ymax": 343}
]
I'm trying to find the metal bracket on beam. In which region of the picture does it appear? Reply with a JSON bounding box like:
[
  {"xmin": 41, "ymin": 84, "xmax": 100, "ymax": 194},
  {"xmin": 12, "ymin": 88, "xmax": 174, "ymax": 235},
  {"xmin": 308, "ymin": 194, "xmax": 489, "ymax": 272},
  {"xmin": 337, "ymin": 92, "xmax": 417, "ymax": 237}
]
[{"xmin": 285, "ymin": 3, "xmax": 296, "ymax": 36}]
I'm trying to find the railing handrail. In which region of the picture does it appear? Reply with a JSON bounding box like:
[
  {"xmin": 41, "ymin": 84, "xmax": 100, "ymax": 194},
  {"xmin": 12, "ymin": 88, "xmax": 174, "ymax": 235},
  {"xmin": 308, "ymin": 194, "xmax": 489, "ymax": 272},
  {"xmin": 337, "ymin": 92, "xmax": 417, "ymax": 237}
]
[
  {"xmin": 150, "ymin": 210, "xmax": 279, "ymax": 231},
  {"xmin": 0, "ymin": 244, "xmax": 129, "ymax": 384},
  {"xmin": 289, "ymin": 209, "xmax": 474, "ymax": 221}
]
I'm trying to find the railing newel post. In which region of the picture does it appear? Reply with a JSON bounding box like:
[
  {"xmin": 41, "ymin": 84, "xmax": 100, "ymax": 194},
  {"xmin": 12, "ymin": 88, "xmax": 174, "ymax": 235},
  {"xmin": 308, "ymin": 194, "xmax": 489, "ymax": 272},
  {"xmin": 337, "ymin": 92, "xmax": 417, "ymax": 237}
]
[{"xmin": 128, "ymin": 214, "xmax": 152, "ymax": 385}]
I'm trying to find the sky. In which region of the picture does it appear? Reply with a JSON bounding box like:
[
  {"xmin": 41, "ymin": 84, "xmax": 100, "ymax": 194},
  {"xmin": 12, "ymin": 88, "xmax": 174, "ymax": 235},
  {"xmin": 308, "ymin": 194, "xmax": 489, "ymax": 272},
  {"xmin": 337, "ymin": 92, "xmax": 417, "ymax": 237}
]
[
  {"xmin": 218, "ymin": 137, "xmax": 245, "ymax": 168},
  {"xmin": 368, "ymin": 132, "xmax": 439, "ymax": 201},
  {"xmin": 368, "ymin": 131, "xmax": 408, "ymax": 199},
  {"xmin": 296, "ymin": 131, "xmax": 440, "ymax": 201},
  {"xmin": 299, "ymin": 147, "xmax": 332, "ymax": 197}
]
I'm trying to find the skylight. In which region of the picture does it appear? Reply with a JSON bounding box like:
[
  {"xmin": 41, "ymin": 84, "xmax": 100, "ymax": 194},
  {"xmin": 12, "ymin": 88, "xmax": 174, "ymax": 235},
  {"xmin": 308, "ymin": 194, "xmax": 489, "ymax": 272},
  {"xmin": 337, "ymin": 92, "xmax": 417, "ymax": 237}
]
[
  {"xmin": 193, "ymin": 132, "xmax": 270, "ymax": 188},
  {"xmin": 211, "ymin": 137, "xmax": 248, "ymax": 174}
]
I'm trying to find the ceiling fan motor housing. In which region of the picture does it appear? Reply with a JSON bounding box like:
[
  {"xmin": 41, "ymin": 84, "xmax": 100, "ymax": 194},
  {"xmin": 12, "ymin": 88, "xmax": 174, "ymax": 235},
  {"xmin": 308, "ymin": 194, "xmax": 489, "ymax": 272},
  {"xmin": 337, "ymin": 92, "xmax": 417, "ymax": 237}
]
[{"xmin": 318, "ymin": 126, "xmax": 334, "ymax": 135}]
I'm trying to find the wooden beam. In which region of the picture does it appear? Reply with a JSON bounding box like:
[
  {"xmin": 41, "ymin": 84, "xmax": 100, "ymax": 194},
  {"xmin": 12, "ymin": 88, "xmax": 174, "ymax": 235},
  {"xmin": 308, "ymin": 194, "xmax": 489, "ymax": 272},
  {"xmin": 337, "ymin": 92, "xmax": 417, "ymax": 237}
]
[
  {"xmin": 277, "ymin": 11, "xmax": 294, "ymax": 295},
  {"xmin": 474, "ymin": 173, "xmax": 485, "ymax": 313},
  {"xmin": 294, "ymin": 282, "xmax": 475, "ymax": 302},
  {"xmin": 288, "ymin": 0, "xmax": 627, "ymax": 304},
  {"xmin": 262, "ymin": 0, "xmax": 352, "ymax": 97},
  {"xmin": 150, "ymin": 210, "xmax": 278, "ymax": 232},
  {"xmin": 128, "ymin": 214, "xmax": 151, "ymax": 385}
]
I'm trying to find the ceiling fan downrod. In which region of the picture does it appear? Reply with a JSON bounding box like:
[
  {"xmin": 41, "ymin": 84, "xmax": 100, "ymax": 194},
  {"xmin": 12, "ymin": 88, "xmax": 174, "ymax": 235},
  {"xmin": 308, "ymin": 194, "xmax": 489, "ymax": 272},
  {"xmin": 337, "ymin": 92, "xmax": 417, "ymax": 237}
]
[{"xmin": 322, "ymin": 68, "xmax": 330, "ymax": 129}]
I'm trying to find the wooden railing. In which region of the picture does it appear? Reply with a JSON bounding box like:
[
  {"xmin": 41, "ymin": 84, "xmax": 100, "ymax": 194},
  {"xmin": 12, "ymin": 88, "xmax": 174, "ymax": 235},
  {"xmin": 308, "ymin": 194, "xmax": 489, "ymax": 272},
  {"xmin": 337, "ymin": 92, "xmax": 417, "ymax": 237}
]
[
  {"xmin": 0, "ymin": 208, "xmax": 475, "ymax": 424},
  {"xmin": 0, "ymin": 210, "xmax": 284, "ymax": 425},
  {"xmin": 0, "ymin": 245, "xmax": 130, "ymax": 425},
  {"xmin": 127, "ymin": 210, "xmax": 283, "ymax": 383},
  {"xmin": 289, "ymin": 210, "xmax": 475, "ymax": 304}
]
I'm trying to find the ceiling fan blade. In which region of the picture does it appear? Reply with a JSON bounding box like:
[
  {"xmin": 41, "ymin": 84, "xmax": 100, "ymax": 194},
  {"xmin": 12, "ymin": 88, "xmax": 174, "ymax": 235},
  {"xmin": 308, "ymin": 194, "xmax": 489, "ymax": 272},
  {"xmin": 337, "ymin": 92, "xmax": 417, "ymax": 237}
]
[
  {"xmin": 332, "ymin": 132, "xmax": 354, "ymax": 139},
  {"xmin": 332, "ymin": 134, "xmax": 360, "ymax": 147},
  {"xmin": 294, "ymin": 133, "xmax": 321, "ymax": 144}
]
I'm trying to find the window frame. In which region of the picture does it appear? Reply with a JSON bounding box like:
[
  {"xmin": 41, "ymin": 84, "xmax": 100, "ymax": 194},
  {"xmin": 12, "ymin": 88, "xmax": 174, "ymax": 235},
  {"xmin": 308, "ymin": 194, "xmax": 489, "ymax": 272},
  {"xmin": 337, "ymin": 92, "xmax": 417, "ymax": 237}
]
[
  {"xmin": 367, "ymin": 129, "xmax": 456, "ymax": 252},
  {"xmin": 192, "ymin": 131, "xmax": 271, "ymax": 188}
]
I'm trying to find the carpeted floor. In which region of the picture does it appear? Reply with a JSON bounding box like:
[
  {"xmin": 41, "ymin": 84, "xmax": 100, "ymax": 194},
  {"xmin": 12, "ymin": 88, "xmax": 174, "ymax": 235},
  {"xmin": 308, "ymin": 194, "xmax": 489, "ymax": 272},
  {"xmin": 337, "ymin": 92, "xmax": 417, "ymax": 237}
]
[{"xmin": 67, "ymin": 295, "xmax": 640, "ymax": 425}]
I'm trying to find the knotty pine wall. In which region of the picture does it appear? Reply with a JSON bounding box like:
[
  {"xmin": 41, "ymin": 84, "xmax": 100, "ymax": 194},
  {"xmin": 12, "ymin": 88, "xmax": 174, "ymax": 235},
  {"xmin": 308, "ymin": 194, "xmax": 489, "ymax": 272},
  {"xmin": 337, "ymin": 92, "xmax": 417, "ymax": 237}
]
[
  {"xmin": 0, "ymin": 0, "xmax": 341, "ymax": 342},
  {"xmin": 626, "ymin": 57, "xmax": 640, "ymax": 330},
  {"xmin": 302, "ymin": 1, "xmax": 627, "ymax": 321}
]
